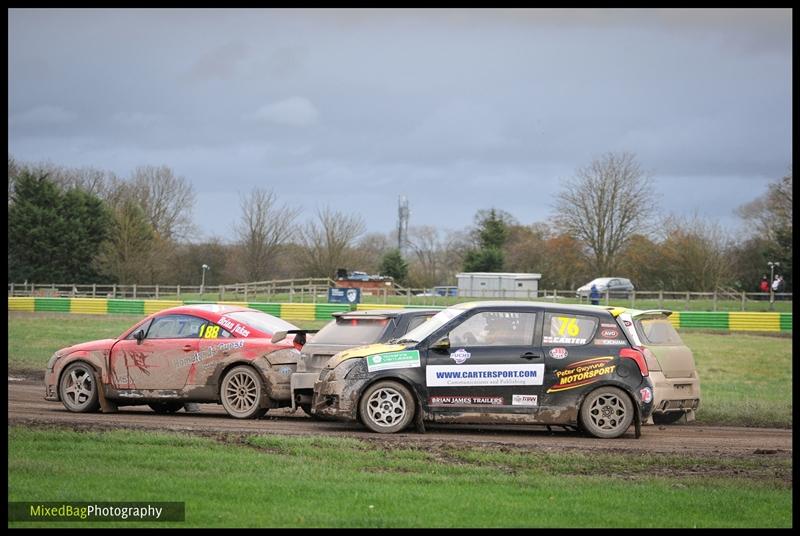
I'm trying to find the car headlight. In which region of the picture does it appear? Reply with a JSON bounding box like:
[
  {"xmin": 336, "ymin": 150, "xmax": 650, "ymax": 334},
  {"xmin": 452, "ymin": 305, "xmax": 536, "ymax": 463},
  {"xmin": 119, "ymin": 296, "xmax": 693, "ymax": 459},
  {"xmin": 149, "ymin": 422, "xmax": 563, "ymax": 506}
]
[{"xmin": 46, "ymin": 351, "xmax": 64, "ymax": 372}]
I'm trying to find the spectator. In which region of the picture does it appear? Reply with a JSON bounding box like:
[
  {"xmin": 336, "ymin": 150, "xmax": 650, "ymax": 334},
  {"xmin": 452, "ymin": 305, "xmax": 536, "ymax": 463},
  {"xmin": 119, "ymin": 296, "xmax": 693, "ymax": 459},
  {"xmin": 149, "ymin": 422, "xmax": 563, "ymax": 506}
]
[
  {"xmin": 759, "ymin": 276, "xmax": 770, "ymax": 294},
  {"xmin": 590, "ymin": 284, "xmax": 600, "ymax": 306},
  {"xmin": 772, "ymin": 275, "xmax": 781, "ymax": 293},
  {"xmin": 776, "ymin": 275, "xmax": 785, "ymax": 293}
]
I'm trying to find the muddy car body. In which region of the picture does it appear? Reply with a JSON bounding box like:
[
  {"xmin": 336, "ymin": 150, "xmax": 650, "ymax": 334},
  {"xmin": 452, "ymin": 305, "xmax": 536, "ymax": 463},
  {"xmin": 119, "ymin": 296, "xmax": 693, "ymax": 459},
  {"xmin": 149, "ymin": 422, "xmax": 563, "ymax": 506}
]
[
  {"xmin": 312, "ymin": 301, "xmax": 655, "ymax": 438},
  {"xmin": 613, "ymin": 308, "xmax": 701, "ymax": 424},
  {"xmin": 291, "ymin": 308, "xmax": 438, "ymax": 413},
  {"xmin": 44, "ymin": 304, "xmax": 310, "ymax": 419}
]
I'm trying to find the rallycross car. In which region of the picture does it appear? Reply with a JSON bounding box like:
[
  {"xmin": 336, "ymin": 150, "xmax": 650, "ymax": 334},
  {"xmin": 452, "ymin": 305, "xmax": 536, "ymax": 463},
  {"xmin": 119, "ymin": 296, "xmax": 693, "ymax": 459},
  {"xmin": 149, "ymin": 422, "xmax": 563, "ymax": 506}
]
[
  {"xmin": 44, "ymin": 304, "xmax": 312, "ymax": 419},
  {"xmin": 289, "ymin": 308, "xmax": 438, "ymax": 414},
  {"xmin": 312, "ymin": 301, "xmax": 655, "ymax": 438}
]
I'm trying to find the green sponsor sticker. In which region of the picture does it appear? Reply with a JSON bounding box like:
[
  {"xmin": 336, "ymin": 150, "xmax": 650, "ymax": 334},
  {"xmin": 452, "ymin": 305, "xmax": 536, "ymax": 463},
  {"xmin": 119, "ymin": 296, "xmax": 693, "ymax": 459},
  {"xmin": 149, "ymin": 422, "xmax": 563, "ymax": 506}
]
[{"xmin": 366, "ymin": 350, "xmax": 421, "ymax": 372}]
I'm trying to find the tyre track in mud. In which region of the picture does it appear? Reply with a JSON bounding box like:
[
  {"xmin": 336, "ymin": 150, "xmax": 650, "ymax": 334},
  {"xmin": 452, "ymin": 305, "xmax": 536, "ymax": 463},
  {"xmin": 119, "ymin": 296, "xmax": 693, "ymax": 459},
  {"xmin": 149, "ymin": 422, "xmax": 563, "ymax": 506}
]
[{"xmin": 8, "ymin": 379, "xmax": 792, "ymax": 459}]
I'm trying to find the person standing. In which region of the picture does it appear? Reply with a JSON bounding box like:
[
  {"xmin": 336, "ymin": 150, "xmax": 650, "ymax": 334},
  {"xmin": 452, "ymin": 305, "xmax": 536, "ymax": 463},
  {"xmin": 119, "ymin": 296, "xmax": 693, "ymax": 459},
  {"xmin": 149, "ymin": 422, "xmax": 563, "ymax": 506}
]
[
  {"xmin": 590, "ymin": 284, "xmax": 600, "ymax": 305},
  {"xmin": 759, "ymin": 276, "xmax": 770, "ymax": 294}
]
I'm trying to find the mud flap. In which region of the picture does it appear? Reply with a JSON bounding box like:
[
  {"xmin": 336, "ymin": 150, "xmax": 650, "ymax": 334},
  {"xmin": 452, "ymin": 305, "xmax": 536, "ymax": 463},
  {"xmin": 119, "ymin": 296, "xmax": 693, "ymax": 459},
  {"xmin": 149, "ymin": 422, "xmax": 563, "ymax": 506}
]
[
  {"xmin": 93, "ymin": 371, "xmax": 118, "ymax": 413},
  {"xmin": 633, "ymin": 403, "xmax": 641, "ymax": 439},
  {"xmin": 414, "ymin": 407, "xmax": 426, "ymax": 434}
]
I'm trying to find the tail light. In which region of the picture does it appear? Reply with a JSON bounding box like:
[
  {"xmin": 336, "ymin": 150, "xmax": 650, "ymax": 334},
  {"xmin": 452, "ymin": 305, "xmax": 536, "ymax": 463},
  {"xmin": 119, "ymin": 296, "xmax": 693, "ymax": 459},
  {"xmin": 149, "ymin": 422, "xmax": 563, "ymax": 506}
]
[{"xmin": 620, "ymin": 347, "xmax": 649, "ymax": 377}]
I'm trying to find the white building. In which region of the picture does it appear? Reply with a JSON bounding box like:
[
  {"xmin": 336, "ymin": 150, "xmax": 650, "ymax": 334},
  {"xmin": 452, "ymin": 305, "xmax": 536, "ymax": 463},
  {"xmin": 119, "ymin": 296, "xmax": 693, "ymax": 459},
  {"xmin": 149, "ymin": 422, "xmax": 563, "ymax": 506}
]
[{"xmin": 456, "ymin": 272, "xmax": 542, "ymax": 299}]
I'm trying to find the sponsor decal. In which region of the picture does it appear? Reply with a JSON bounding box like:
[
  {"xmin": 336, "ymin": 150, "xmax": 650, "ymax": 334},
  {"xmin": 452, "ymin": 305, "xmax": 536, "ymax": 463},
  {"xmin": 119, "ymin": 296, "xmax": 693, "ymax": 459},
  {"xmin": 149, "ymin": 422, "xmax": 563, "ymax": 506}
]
[
  {"xmin": 426, "ymin": 364, "xmax": 544, "ymax": 387},
  {"xmin": 640, "ymin": 387, "xmax": 653, "ymax": 403},
  {"xmin": 429, "ymin": 396, "xmax": 504, "ymax": 406},
  {"xmin": 548, "ymin": 347, "xmax": 568, "ymax": 359},
  {"xmin": 218, "ymin": 317, "xmax": 251, "ymax": 338},
  {"xmin": 546, "ymin": 357, "xmax": 617, "ymax": 393},
  {"xmin": 600, "ymin": 328, "xmax": 619, "ymax": 338},
  {"xmin": 601, "ymin": 323, "xmax": 618, "ymax": 329},
  {"xmin": 512, "ymin": 394, "xmax": 538, "ymax": 406},
  {"xmin": 278, "ymin": 366, "xmax": 293, "ymax": 376},
  {"xmin": 594, "ymin": 339, "xmax": 627, "ymax": 345},
  {"xmin": 450, "ymin": 348, "xmax": 471, "ymax": 364},
  {"xmin": 176, "ymin": 340, "xmax": 244, "ymax": 368},
  {"xmin": 543, "ymin": 336, "xmax": 587, "ymax": 345},
  {"xmin": 366, "ymin": 350, "xmax": 420, "ymax": 372}
]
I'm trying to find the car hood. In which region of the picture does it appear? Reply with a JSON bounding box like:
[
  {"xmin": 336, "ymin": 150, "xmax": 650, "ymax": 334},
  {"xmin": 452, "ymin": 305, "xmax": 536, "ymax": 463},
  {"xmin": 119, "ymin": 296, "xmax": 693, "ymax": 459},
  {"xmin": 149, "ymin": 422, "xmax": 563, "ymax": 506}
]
[
  {"xmin": 61, "ymin": 339, "xmax": 117, "ymax": 354},
  {"xmin": 324, "ymin": 343, "xmax": 408, "ymax": 369}
]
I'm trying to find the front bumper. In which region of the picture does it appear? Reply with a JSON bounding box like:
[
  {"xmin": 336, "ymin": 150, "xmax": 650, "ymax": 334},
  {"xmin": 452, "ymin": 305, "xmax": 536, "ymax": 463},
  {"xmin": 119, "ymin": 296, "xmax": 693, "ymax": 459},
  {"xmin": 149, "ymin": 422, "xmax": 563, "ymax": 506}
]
[{"xmin": 311, "ymin": 378, "xmax": 365, "ymax": 421}]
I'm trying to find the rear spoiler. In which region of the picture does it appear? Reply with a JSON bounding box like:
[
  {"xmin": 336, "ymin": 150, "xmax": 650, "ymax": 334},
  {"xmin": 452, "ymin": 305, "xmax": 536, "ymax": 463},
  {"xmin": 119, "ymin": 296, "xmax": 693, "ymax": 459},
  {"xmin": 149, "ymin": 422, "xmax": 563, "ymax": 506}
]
[
  {"xmin": 602, "ymin": 307, "xmax": 672, "ymax": 318},
  {"xmin": 271, "ymin": 329, "xmax": 319, "ymax": 345}
]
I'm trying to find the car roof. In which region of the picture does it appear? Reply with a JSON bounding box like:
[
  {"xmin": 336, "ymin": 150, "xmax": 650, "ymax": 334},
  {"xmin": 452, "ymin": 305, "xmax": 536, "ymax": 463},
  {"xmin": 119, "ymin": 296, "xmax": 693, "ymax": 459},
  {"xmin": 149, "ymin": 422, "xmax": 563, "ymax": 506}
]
[
  {"xmin": 451, "ymin": 301, "xmax": 617, "ymax": 315},
  {"xmin": 155, "ymin": 303, "xmax": 252, "ymax": 319},
  {"xmin": 332, "ymin": 308, "xmax": 439, "ymax": 319}
]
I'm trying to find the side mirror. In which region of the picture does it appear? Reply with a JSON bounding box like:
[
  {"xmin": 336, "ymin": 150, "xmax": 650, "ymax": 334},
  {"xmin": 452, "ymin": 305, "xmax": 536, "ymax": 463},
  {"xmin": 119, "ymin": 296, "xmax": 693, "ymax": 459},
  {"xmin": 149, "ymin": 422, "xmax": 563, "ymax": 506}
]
[
  {"xmin": 134, "ymin": 329, "xmax": 145, "ymax": 344},
  {"xmin": 430, "ymin": 336, "xmax": 450, "ymax": 351}
]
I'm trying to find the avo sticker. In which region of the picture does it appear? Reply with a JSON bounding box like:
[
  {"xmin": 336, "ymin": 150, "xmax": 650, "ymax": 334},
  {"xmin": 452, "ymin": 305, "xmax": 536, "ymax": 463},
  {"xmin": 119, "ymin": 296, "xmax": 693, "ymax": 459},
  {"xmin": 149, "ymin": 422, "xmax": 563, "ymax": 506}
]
[
  {"xmin": 640, "ymin": 387, "xmax": 653, "ymax": 403},
  {"xmin": 450, "ymin": 348, "xmax": 471, "ymax": 364},
  {"xmin": 549, "ymin": 347, "xmax": 568, "ymax": 359}
]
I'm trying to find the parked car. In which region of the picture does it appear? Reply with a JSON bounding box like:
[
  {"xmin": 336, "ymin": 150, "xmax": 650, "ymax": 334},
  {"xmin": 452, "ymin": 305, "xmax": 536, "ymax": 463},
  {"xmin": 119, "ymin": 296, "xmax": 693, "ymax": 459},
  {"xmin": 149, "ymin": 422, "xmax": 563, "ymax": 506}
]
[
  {"xmin": 290, "ymin": 309, "xmax": 438, "ymax": 414},
  {"xmin": 576, "ymin": 277, "xmax": 635, "ymax": 299},
  {"xmin": 44, "ymin": 304, "xmax": 313, "ymax": 419},
  {"xmin": 312, "ymin": 301, "xmax": 655, "ymax": 438},
  {"xmin": 613, "ymin": 308, "xmax": 701, "ymax": 424}
]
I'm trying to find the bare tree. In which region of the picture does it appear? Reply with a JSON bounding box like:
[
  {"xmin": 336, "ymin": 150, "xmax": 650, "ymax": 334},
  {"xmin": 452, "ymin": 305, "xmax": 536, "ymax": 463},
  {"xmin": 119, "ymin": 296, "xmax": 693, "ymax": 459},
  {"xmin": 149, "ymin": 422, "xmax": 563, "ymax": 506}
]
[
  {"xmin": 407, "ymin": 226, "xmax": 446, "ymax": 288},
  {"xmin": 554, "ymin": 152, "xmax": 657, "ymax": 274},
  {"xmin": 658, "ymin": 214, "xmax": 733, "ymax": 291},
  {"xmin": 298, "ymin": 207, "xmax": 366, "ymax": 278},
  {"xmin": 234, "ymin": 188, "xmax": 300, "ymax": 281},
  {"xmin": 129, "ymin": 165, "xmax": 196, "ymax": 241}
]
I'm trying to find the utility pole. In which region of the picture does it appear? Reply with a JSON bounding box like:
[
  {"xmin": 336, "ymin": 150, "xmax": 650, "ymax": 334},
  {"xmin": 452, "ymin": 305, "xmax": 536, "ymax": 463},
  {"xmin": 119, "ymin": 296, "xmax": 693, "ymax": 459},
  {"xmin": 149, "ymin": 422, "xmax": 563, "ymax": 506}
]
[{"xmin": 397, "ymin": 195, "xmax": 409, "ymax": 253}]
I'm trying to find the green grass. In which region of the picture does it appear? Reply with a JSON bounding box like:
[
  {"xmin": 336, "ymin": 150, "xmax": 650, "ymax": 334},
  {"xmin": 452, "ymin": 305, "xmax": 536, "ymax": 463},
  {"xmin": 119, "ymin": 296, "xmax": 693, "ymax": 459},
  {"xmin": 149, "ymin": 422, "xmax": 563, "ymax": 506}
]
[
  {"xmin": 7, "ymin": 427, "xmax": 792, "ymax": 528},
  {"xmin": 682, "ymin": 332, "xmax": 793, "ymax": 428},
  {"xmin": 122, "ymin": 291, "xmax": 793, "ymax": 312}
]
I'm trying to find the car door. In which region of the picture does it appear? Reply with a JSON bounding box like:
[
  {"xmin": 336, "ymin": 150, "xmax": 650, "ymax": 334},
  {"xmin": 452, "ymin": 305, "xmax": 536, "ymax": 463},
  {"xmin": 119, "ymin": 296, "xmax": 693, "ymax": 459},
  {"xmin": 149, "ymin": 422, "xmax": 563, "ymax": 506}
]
[
  {"xmin": 109, "ymin": 314, "xmax": 204, "ymax": 390},
  {"xmin": 424, "ymin": 308, "xmax": 544, "ymax": 413}
]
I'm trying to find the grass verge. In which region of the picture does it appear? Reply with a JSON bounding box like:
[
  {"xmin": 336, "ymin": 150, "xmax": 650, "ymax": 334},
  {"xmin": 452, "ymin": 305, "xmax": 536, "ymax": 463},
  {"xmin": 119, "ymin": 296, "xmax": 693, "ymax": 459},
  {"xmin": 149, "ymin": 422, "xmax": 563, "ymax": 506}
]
[{"xmin": 7, "ymin": 426, "xmax": 792, "ymax": 528}]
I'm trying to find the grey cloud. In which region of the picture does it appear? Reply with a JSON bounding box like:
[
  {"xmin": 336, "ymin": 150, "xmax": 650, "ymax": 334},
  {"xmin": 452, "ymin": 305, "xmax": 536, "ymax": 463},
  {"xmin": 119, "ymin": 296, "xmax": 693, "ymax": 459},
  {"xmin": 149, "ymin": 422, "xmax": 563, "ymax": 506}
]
[
  {"xmin": 11, "ymin": 105, "xmax": 77, "ymax": 125},
  {"xmin": 254, "ymin": 97, "xmax": 320, "ymax": 127}
]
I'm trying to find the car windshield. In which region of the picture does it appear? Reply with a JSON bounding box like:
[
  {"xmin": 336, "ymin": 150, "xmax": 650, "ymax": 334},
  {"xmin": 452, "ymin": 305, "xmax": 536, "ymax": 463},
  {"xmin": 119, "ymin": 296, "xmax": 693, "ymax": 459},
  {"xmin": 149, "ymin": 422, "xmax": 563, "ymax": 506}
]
[
  {"xmin": 635, "ymin": 316, "xmax": 684, "ymax": 345},
  {"xmin": 399, "ymin": 307, "xmax": 467, "ymax": 343},
  {"xmin": 311, "ymin": 317, "xmax": 391, "ymax": 345},
  {"xmin": 588, "ymin": 278, "xmax": 612, "ymax": 286},
  {"xmin": 226, "ymin": 311, "xmax": 297, "ymax": 336}
]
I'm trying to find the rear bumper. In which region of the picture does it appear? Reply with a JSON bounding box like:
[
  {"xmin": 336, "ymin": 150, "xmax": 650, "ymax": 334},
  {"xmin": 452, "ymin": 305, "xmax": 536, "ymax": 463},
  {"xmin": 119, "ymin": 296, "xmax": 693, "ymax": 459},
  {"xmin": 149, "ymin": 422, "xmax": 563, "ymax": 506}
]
[
  {"xmin": 290, "ymin": 372, "xmax": 318, "ymax": 410},
  {"xmin": 649, "ymin": 371, "xmax": 701, "ymax": 418}
]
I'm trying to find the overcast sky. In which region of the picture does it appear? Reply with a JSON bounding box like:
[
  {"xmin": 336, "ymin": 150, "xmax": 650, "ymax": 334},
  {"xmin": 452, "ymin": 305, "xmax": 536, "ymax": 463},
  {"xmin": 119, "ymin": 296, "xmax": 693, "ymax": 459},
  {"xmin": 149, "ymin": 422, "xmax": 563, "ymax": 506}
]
[{"xmin": 8, "ymin": 8, "xmax": 792, "ymax": 242}]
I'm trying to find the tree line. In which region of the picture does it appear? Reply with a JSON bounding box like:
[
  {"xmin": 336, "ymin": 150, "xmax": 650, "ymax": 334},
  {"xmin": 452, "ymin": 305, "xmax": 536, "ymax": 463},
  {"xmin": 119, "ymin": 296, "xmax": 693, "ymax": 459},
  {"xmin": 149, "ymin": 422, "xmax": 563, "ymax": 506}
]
[{"xmin": 7, "ymin": 153, "xmax": 792, "ymax": 292}]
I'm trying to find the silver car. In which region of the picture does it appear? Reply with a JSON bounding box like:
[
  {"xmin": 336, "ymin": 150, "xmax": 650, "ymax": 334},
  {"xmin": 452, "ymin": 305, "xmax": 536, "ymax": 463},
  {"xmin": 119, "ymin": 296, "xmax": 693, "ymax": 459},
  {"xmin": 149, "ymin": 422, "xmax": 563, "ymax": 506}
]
[{"xmin": 576, "ymin": 277, "xmax": 635, "ymax": 299}]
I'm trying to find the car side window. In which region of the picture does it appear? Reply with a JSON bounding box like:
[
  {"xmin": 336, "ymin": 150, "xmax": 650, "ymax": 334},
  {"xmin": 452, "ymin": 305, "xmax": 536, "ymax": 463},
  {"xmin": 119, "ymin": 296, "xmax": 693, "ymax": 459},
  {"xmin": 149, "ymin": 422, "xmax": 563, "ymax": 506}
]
[
  {"xmin": 146, "ymin": 314, "xmax": 208, "ymax": 339},
  {"xmin": 542, "ymin": 313, "xmax": 598, "ymax": 346},
  {"xmin": 449, "ymin": 311, "xmax": 536, "ymax": 347}
]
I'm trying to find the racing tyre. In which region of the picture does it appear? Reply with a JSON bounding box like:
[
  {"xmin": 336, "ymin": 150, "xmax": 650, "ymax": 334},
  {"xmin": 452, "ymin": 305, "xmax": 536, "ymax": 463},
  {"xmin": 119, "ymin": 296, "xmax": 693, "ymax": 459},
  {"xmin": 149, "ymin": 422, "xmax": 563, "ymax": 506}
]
[
  {"xmin": 653, "ymin": 411, "xmax": 686, "ymax": 425},
  {"xmin": 220, "ymin": 365, "xmax": 268, "ymax": 419},
  {"xmin": 359, "ymin": 380, "xmax": 415, "ymax": 434},
  {"xmin": 148, "ymin": 401, "xmax": 184, "ymax": 414},
  {"xmin": 59, "ymin": 362, "xmax": 100, "ymax": 413},
  {"xmin": 579, "ymin": 386, "xmax": 634, "ymax": 439}
]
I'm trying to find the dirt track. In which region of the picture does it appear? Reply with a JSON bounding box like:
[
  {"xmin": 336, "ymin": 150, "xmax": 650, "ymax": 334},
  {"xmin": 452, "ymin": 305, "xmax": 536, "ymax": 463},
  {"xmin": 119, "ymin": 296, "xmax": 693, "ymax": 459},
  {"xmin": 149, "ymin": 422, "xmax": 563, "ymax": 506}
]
[{"xmin": 9, "ymin": 378, "xmax": 792, "ymax": 458}]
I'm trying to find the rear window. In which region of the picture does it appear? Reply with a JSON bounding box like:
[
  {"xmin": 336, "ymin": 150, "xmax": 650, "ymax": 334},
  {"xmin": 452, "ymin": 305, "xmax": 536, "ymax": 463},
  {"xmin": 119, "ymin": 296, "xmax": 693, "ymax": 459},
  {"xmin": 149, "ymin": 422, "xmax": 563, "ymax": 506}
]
[
  {"xmin": 635, "ymin": 317, "xmax": 683, "ymax": 345},
  {"xmin": 311, "ymin": 317, "xmax": 391, "ymax": 345}
]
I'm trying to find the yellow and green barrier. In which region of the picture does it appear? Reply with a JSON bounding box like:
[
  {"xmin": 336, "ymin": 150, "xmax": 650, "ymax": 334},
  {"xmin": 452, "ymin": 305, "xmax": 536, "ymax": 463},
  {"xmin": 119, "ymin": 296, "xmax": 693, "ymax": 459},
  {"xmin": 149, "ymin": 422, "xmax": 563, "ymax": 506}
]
[{"xmin": 7, "ymin": 297, "xmax": 792, "ymax": 332}]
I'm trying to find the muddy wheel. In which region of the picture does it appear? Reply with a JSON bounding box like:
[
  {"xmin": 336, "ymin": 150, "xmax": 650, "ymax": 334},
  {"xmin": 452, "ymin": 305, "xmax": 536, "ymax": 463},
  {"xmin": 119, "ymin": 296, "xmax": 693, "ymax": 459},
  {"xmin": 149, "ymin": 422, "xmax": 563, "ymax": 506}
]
[
  {"xmin": 653, "ymin": 411, "xmax": 686, "ymax": 425},
  {"xmin": 579, "ymin": 386, "xmax": 634, "ymax": 439},
  {"xmin": 148, "ymin": 401, "xmax": 184, "ymax": 414},
  {"xmin": 220, "ymin": 366, "xmax": 268, "ymax": 419},
  {"xmin": 359, "ymin": 380, "xmax": 415, "ymax": 434},
  {"xmin": 299, "ymin": 403, "xmax": 315, "ymax": 417},
  {"xmin": 59, "ymin": 362, "xmax": 100, "ymax": 413}
]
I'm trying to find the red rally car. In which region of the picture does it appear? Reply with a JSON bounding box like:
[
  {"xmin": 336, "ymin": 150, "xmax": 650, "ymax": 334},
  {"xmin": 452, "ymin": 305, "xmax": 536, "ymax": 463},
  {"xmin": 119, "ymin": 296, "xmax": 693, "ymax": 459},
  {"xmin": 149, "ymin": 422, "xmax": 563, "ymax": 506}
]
[{"xmin": 44, "ymin": 304, "xmax": 310, "ymax": 419}]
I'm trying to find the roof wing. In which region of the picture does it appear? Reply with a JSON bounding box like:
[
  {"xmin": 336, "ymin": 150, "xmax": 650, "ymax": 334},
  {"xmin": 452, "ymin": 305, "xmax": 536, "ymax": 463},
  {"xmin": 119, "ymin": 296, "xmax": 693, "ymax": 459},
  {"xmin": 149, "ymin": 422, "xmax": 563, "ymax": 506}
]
[{"xmin": 270, "ymin": 329, "xmax": 319, "ymax": 344}]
